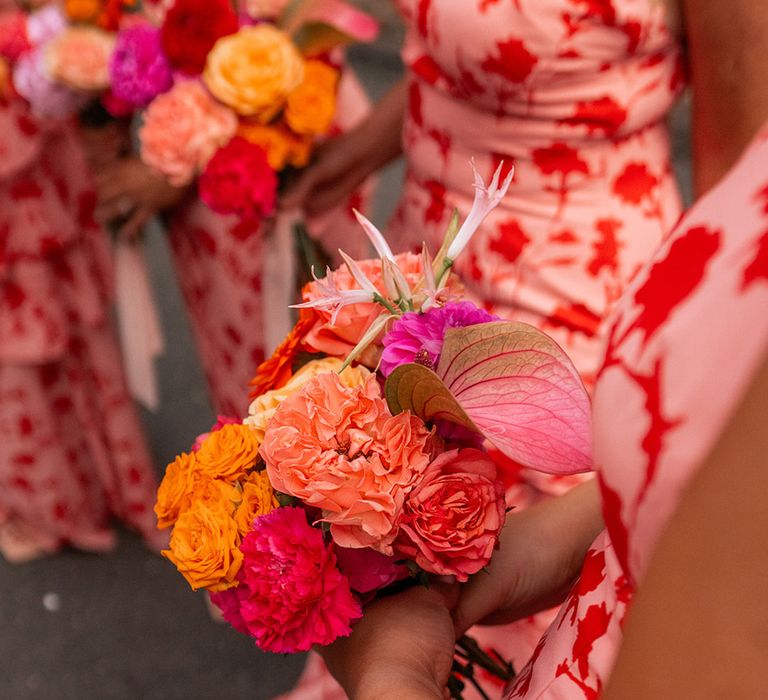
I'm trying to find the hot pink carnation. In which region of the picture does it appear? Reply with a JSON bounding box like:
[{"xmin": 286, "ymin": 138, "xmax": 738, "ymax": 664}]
[
  {"xmin": 139, "ymin": 80, "xmax": 237, "ymax": 186},
  {"xmin": 234, "ymin": 506, "xmax": 362, "ymax": 653},
  {"xmin": 301, "ymin": 252, "xmax": 425, "ymax": 360},
  {"xmin": 394, "ymin": 448, "xmax": 506, "ymax": 582},
  {"xmin": 261, "ymin": 373, "xmax": 435, "ymax": 553},
  {"xmin": 199, "ymin": 136, "xmax": 277, "ymax": 221}
]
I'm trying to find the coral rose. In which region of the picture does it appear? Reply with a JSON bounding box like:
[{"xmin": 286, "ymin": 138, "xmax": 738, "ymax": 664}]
[
  {"xmin": 45, "ymin": 26, "xmax": 115, "ymax": 91},
  {"xmin": 261, "ymin": 373, "xmax": 434, "ymax": 553},
  {"xmin": 163, "ymin": 500, "xmax": 243, "ymax": 591},
  {"xmin": 195, "ymin": 423, "xmax": 261, "ymax": 482},
  {"xmin": 235, "ymin": 507, "xmax": 362, "ymax": 652},
  {"xmin": 203, "ymin": 25, "xmax": 304, "ymax": 119},
  {"xmin": 301, "ymin": 252, "xmax": 425, "ymax": 360},
  {"xmin": 284, "ymin": 59, "xmax": 339, "ymax": 136},
  {"xmin": 394, "ymin": 448, "xmax": 506, "ymax": 582},
  {"xmin": 138, "ymin": 80, "xmax": 237, "ymax": 186},
  {"xmin": 198, "ymin": 136, "xmax": 278, "ymax": 221},
  {"xmin": 245, "ymin": 357, "xmax": 370, "ymax": 443},
  {"xmin": 155, "ymin": 451, "xmax": 196, "ymax": 529},
  {"xmin": 237, "ymin": 122, "xmax": 313, "ymax": 171},
  {"xmin": 234, "ymin": 470, "xmax": 279, "ymax": 537},
  {"xmin": 160, "ymin": 0, "xmax": 237, "ymax": 76}
]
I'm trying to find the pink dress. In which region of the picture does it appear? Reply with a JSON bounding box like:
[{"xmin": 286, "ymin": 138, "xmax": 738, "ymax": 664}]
[
  {"xmin": 165, "ymin": 72, "xmax": 374, "ymax": 418},
  {"xmin": 505, "ymin": 125, "xmax": 768, "ymax": 698},
  {"xmin": 0, "ymin": 99, "xmax": 161, "ymax": 553}
]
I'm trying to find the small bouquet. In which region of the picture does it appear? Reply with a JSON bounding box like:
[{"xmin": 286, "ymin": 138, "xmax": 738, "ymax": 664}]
[
  {"xmin": 155, "ymin": 164, "xmax": 592, "ymax": 697},
  {"xmin": 119, "ymin": 0, "xmax": 378, "ymax": 223}
]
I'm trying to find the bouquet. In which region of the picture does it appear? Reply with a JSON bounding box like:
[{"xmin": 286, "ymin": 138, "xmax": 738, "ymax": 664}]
[
  {"xmin": 155, "ymin": 164, "xmax": 592, "ymax": 697},
  {"xmin": 120, "ymin": 0, "xmax": 378, "ymax": 223}
]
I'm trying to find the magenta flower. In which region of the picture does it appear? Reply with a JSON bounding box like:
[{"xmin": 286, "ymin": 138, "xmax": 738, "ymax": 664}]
[
  {"xmin": 380, "ymin": 301, "xmax": 498, "ymax": 376},
  {"xmin": 109, "ymin": 23, "xmax": 173, "ymax": 107},
  {"xmin": 234, "ymin": 507, "xmax": 362, "ymax": 653},
  {"xmin": 333, "ymin": 545, "xmax": 408, "ymax": 594}
]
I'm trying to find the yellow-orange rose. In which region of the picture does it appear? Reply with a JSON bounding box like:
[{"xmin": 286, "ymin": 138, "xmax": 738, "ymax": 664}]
[
  {"xmin": 155, "ymin": 452, "xmax": 196, "ymax": 529},
  {"xmin": 163, "ymin": 501, "xmax": 243, "ymax": 591},
  {"xmin": 64, "ymin": 0, "xmax": 102, "ymax": 22},
  {"xmin": 234, "ymin": 470, "xmax": 279, "ymax": 537},
  {"xmin": 191, "ymin": 476, "xmax": 241, "ymax": 515},
  {"xmin": 236, "ymin": 122, "xmax": 313, "ymax": 170},
  {"xmin": 284, "ymin": 60, "xmax": 338, "ymax": 136},
  {"xmin": 203, "ymin": 25, "xmax": 304, "ymax": 119},
  {"xmin": 195, "ymin": 423, "xmax": 261, "ymax": 481},
  {"xmin": 45, "ymin": 26, "xmax": 115, "ymax": 91},
  {"xmin": 244, "ymin": 357, "xmax": 371, "ymax": 443}
]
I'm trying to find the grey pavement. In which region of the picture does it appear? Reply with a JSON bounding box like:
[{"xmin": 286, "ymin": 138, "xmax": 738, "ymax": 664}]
[{"xmin": 0, "ymin": 7, "xmax": 691, "ymax": 699}]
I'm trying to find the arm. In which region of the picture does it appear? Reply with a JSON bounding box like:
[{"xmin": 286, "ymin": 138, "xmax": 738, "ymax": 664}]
[
  {"xmin": 681, "ymin": 0, "xmax": 768, "ymax": 195},
  {"xmin": 281, "ymin": 78, "xmax": 407, "ymax": 217},
  {"xmin": 603, "ymin": 350, "xmax": 768, "ymax": 699}
]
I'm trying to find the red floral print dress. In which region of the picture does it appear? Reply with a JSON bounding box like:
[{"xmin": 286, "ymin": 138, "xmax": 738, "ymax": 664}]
[
  {"xmin": 504, "ymin": 123, "xmax": 768, "ymax": 699},
  {"xmin": 0, "ymin": 99, "xmax": 161, "ymax": 554}
]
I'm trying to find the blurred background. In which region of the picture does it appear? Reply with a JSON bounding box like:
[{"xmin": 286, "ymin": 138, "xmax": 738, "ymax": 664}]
[{"xmin": 0, "ymin": 4, "xmax": 692, "ymax": 698}]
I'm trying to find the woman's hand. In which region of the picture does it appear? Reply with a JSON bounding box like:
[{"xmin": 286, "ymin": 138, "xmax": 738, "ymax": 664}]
[
  {"xmin": 454, "ymin": 479, "xmax": 604, "ymax": 635},
  {"xmin": 92, "ymin": 156, "xmax": 190, "ymax": 240},
  {"xmin": 281, "ymin": 79, "xmax": 407, "ymax": 218},
  {"xmin": 321, "ymin": 583, "xmax": 459, "ymax": 700}
]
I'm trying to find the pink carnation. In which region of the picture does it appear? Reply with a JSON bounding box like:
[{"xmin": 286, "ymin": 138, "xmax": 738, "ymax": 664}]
[
  {"xmin": 208, "ymin": 588, "xmax": 250, "ymax": 635},
  {"xmin": 139, "ymin": 80, "xmax": 237, "ymax": 186},
  {"xmin": 261, "ymin": 373, "xmax": 435, "ymax": 553},
  {"xmin": 109, "ymin": 23, "xmax": 173, "ymax": 107},
  {"xmin": 394, "ymin": 448, "xmax": 506, "ymax": 582},
  {"xmin": 199, "ymin": 136, "xmax": 277, "ymax": 221},
  {"xmin": 235, "ymin": 507, "xmax": 362, "ymax": 653}
]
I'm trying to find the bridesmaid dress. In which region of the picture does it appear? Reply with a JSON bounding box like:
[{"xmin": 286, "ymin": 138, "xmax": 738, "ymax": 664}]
[{"xmin": 0, "ymin": 98, "xmax": 162, "ymax": 559}]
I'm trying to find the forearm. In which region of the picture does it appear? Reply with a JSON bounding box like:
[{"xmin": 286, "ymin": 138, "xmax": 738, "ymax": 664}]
[{"xmin": 352, "ymin": 77, "xmax": 406, "ymax": 171}]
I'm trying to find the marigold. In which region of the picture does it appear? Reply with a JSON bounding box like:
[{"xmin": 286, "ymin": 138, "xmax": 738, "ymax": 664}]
[
  {"xmin": 234, "ymin": 470, "xmax": 279, "ymax": 537},
  {"xmin": 155, "ymin": 451, "xmax": 196, "ymax": 529},
  {"xmin": 163, "ymin": 501, "xmax": 243, "ymax": 591},
  {"xmin": 195, "ymin": 423, "xmax": 260, "ymax": 482},
  {"xmin": 284, "ymin": 60, "xmax": 338, "ymax": 136},
  {"xmin": 203, "ymin": 24, "xmax": 304, "ymax": 119}
]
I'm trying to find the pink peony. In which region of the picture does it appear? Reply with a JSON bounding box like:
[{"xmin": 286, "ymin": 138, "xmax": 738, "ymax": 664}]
[
  {"xmin": 138, "ymin": 80, "xmax": 237, "ymax": 186},
  {"xmin": 261, "ymin": 373, "xmax": 435, "ymax": 553},
  {"xmin": 394, "ymin": 448, "xmax": 506, "ymax": 582},
  {"xmin": 198, "ymin": 136, "xmax": 277, "ymax": 221},
  {"xmin": 380, "ymin": 301, "xmax": 498, "ymax": 376},
  {"xmin": 301, "ymin": 252, "xmax": 425, "ymax": 360},
  {"xmin": 235, "ymin": 506, "xmax": 362, "ymax": 653},
  {"xmin": 333, "ymin": 545, "xmax": 408, "ymax": 594},
  {"xmin": 109, "ymin": 23, "xmax": 173, "ymax": 107}
]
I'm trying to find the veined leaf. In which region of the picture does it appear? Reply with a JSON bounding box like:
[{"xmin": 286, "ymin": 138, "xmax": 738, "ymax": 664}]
[{"xmin": 385, "ymin": 321, "xmax": 592, "ymax": 474}]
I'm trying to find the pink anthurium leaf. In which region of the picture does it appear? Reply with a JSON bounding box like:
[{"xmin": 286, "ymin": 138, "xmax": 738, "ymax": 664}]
[{"xmin": 386, "ymin": 321, "xmax": 592, "ymax": 475}]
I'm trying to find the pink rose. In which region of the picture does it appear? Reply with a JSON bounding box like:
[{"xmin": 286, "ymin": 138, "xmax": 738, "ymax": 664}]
[
  {"xmin": 139, "ymin": 80, "xmax": 238, "ymax": 186},
  {"xmin": 394, "ymin": 448, "xmax": 506, "ymax": 582},
  {"xmin": 260, "ymin": 373, "xmax": 434, "ymax": 553}
]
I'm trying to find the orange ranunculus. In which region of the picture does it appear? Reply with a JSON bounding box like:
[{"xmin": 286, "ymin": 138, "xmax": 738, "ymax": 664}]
[
  {"xmin": 203, "ymin": 24, "xmax": 304, "ymax": 119},
  {"xmin": 248, "ymin": 307, "xmax": 318, "ymax": 397},
  {"xmin": 163, "ymin": 501, "xmax": 243, "ymax": 591},
  {"xmin": 64, "ymin": 0, "xmax": 102, "ymax": 22},
  {"xmin": 237, "ymin": 122, "xmax": 313, "ymax": 171},
  {"xmin": 284, "ymin": 60, "xmax": 338, "ymax": 137},
  {"xmin": 234, "ymin": 470, "xmax": 279, "ymax": 537},
  {"xmin": 155, "ymin": 452, "xmax": 196, "ymax": 529},
  {"xmin": 195, "ymin": 423, "xmax": 261, "ymax": 481},
  {"xmin": 245, "ymin": 357, "xmax": 371, "ymax": 443}
]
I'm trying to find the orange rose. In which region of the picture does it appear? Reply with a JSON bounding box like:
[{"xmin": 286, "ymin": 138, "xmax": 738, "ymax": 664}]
[
  {"xmin": 163, "ymin": 501, "xmax": 243, "ymax": 591},
  {"xmin": 195, "ymin": 423, "xmax": 261, "ymax": 481},
  {"xmin": 284, "ymin": 60, "xmax": 338, "ymax": 136},
  {"xmin": 234, "ymin": 470, "xmax": 279, "ymax": 537},
  {"xmin": 191, "ymin": 476, "xmax": 241, "ymax": 514},
  {"xmin": 203, "ymin": 24, "xmax": 304, "ymax": 119},
  {"xmin": 237, "ymin": 122, "xmax": 312, "ymax": 171},
  {"xmin": 155, "ymin": 452, "xmax": 196, "ymax": 529},
  {"xmin": 64, "ymin": 0, "xmax": 102, "ymax": 23}
]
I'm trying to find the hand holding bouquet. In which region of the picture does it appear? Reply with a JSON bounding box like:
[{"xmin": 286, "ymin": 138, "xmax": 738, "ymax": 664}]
[{"xmin": 155, "ymin": 163, "xmax": 593, "ymax": 695}]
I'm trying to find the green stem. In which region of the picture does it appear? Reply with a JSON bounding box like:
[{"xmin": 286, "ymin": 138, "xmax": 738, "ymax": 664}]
[{"xmin": 373, "ymin": 293, "xmax": 400, "ymax": 316}]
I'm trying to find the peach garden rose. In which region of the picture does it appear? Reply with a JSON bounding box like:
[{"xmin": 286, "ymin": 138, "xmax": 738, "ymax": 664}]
[{"xmin": 44, "ymin": 25, "xmax": 115, "ymax": 91}]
